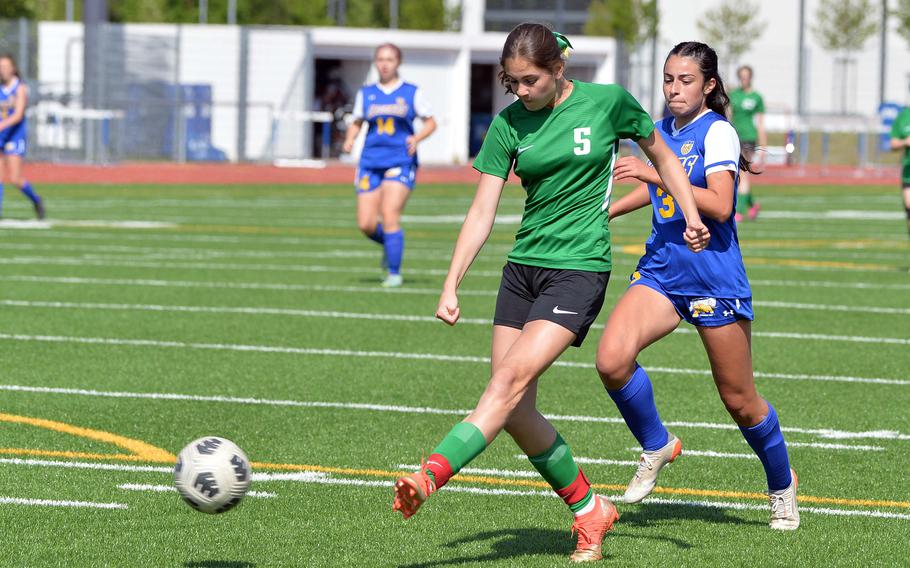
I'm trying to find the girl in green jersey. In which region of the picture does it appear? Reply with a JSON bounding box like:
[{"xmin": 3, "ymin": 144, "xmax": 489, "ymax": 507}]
[
  {"xmin": 729, "ymin": 65, "xmax": 766, "ymax": 221},
  {"xmin": 392, "ymin": 23, "xmax": 709, "ymax": 562},
  {"xmin": 888, "ymin": 104, "xmax": 910, "ymax": 236}
]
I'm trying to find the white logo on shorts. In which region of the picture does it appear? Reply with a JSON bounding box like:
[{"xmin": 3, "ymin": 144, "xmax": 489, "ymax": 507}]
[
  {"xmin": 552, "ymin": 306, "xmax": 578, "ymax": 315},
  {"xmin": 517, "ymin": 145, "xmax": 534, "ymax": 155}
]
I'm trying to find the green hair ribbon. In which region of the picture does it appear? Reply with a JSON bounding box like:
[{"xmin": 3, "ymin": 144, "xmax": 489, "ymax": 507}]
[{"xmin": 552, "ymin": 32, "xmax": 573, "ymax": 58}]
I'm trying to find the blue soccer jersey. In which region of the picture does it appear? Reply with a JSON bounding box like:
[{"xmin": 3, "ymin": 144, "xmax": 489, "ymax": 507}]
[
  {"xmin": 635, "ymin": 110, "xmax": 750, "ymax": 298},
  {"xmin": 354, "ymin": 80, "xmax": 431, "ymax": 170},
  {"xmin": 0, "ymin": 78, "xmax": 26, "ymax": 155}
]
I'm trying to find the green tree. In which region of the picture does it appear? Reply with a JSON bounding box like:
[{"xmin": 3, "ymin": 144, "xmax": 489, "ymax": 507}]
[
  {"xmin": 584, "ymin": 0, "xmax": 658, "ymax": 48},
  {"xmin": 812, "ymin": 0, "xmax": 878, "ymax": 113},
  {"xmin": 894, "ymin": 0, "xmax": 910, "ymax": 47},
  {"xmin": 584, "ymin": 0, "xmax": 658, "ymax": 88},
  {"xmin": 0, "ymin": 0, "xmax": 33, "ymax": 18},
  {"xmin": 813, "ymin": 0, "xmax": 878, "ymax": 52},
  {"xmin": 696, "ymin": 0, "xmax": 765, "ymax": 71}
]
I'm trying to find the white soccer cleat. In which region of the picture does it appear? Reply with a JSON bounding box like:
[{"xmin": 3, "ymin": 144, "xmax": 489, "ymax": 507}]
[
  {"xmin": 623, "ymin": 434, "xmax": 682, "ymax": 504},
  {"xmin": 769, "ymin": 469, "xmax": 800, "ymax": 530},
  {"xmin": 381, "ymin": 274, "xmax": 403, "ymax": 288}
]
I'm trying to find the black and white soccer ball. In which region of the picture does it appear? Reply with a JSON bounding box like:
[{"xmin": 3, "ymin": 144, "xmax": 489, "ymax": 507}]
[{"xmin": 174, "ymin": 436, "xmax": 252, "ymax": 514}]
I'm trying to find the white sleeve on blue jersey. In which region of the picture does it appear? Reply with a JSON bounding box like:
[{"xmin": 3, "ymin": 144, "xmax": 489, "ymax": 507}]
[
  {"xmin": 413, "ymin": 87, "xmax": 433, "ymax": 118},
  {"xmin": 703, "ymin": 120, "xmax": 741, "ymax": 176},
  {"xmin": 352, "ymin": 89, "xmax": 365, "ymax": 120}
]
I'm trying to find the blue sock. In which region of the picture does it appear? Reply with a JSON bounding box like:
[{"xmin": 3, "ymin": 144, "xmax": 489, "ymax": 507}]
[
  {"xmin": 384, "ymin": 229, "xmax": 404, "ymax": 275},
  {"xmin": 607, "ymin": 363, "xmax": 670, "ymax": 452},
  {"xmin": 740, "ymin": 403, "xmax": 792, "ymax": 491},
  {"xmin": 20, "ymin": 181, "xmax": 40, "ymax": 205},
  {"xmin": 367, "ymin": 222, "xmax": 385, "ymax": 245}
]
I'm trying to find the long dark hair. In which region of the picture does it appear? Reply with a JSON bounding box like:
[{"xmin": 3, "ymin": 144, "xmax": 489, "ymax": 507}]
[
  {"xmin": 497, "ymin": 23, "xmax": 565, "ymax": 94},
  {"xmin": 667, "ymin": 41, "xmax": 756, "ymax": 174}
]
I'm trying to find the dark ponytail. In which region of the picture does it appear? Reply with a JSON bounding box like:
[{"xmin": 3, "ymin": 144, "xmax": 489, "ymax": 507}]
[{"xmin": 667, "ymin": 41, "xmax": 756, "ymax": 174}]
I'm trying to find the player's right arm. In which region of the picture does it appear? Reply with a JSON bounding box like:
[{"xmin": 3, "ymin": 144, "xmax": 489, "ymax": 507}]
[
  {"xmin": 638, "ymin": 131, "xmax": 710, "ymax": 252},
  {"xmin": 437, "ymin": 173, "xmax": 506, "ymax": 325},
  {"xmin": 342, "ymin": 88, "xmax": 366, "ymax": 154},
  {"xmin": 608, "ymin": 183, "xmax": 650, "ymax": 221}
]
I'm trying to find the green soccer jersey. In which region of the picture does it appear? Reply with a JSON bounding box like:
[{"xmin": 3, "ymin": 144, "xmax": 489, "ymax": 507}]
[
  {"xmin": 889, "ymin": 107, "xmax": 910, "ymax": 185},
  {"xmin": 473, "ymin": 81, "xmax": 654, "ymax": 271},
  {"xmin": 729, "ymin": 88, "xmax": 765, "ymax": 142}
]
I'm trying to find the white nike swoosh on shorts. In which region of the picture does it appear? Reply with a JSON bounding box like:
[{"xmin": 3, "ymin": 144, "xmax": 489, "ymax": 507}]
[{"xmin": 552, "ymin": 306, "xmax": 578, "ymax": 315}]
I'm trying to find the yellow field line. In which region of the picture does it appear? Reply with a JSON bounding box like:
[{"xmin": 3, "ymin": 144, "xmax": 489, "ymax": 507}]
[
  {"xmin": 0, "ymin": 413, "xmax": 175, "ymax": 462},
  {"xmin": 4, "ymin": 415, "xmax": 909, "ymax": 511},
  {"xmin": 0, "ymin": 448, "xmax": 149, "ymax": 461}
]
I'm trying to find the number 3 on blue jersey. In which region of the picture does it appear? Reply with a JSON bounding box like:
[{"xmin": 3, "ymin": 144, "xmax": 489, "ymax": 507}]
[
  {"xmin": 574, "ymin": 127, "xmax": 591, "ymax": 155},
  {"xmin": 655, "ymin": 187, "xmax": 675, "ymax": 218}
]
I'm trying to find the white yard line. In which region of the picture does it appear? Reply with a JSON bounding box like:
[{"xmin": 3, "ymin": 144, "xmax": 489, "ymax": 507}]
[
  {"xmin": 0, "ymin": 496, "xmax": 127, "ymax": 509},
  {"xmin": 117, "ymin": 484, "xmax": 276, "ymax": 498},
  {"xmin": 3, "ymin": 274, "xmax": 908, "ymax": 315},
  {"xmin": 1, "ymin": 384, "xmax": 907, "ymax": 441},
  {"xmin": 4, "ymin": 300, "xmax": 905, "ymax": 345},
  {"xmin": 0, "ymin": 332, "xmax": 905, "ymax": 386}
]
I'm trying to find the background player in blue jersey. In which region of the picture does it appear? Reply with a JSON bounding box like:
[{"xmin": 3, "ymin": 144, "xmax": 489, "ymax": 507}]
[
  {"xmin": 342, "ymin": 43, "xmax": 436, "ymax": 288},
  {"xmin": 0, "ymin": 54, "xmax": 43, "ymax": 220},
  {"xmin": 595, "ymin": 42, "xmax": 799, "ymax": 530}
]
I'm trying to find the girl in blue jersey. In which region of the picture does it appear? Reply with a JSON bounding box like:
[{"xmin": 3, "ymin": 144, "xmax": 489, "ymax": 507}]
[
  {"xmin": 0, "ymin": 54, "xmax": 43, "ymax": 220},
  {"xmin": 342, "ymin": 43, "xmax": 437, "ymax": 288},
  {"xmin": 595, "ymin": 42, "xmax": 799, "ymax": 530}
]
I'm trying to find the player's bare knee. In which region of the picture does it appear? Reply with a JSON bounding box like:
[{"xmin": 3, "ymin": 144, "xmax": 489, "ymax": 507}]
[
  {"xmin": 357, "ymin": 220, "xmax": 377, "ymax": 235},
  {"xmin": 488, "ymin": 367, "xmax": 533, "ymax": 412},
  {"xmin": 596, "ymin": 341, "xmax": 636, "ymax": 388}
]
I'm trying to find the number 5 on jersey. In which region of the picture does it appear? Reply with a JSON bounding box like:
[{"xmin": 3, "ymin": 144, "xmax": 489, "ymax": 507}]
[{"xmin": 574, "ymin": 127, "xmax": 591, "ymax": 155}]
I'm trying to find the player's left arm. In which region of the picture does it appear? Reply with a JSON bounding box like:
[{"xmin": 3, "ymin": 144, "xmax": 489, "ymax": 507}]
[
  {"xmin": 407, "ymin": 87, "xmax": 437, "ymax": 155},
  {"xmin": 691, "ymin": 172, "xmax": 735, "ymax": 222},
  {"xmin": 0, "ymin": 83, "xmax": 27, "ymax": 131},
  {"xmin": 407, "ymin": 116, "xmax": 436, "ymax": 156},
  {"xmin": 755, "ymin": 94, "xmax": 767, "ymax": 164},
  {"xmin": 696, "ymin": 120, "xmax": 741, "ymax": 222}
]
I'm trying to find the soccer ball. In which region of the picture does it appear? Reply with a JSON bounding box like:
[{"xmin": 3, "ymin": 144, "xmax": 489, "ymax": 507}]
[{"xmin": 174, "ymin": 436, "xmax": 252, "ymax": 514}]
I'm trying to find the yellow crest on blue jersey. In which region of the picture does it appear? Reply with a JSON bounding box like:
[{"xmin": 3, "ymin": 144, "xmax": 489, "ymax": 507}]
[{"xmin": 680, "ymin": 141, "xmax": 695, "ymax": 155}]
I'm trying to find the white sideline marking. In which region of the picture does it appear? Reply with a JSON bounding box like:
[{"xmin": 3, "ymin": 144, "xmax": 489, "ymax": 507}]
[
  {"xmin": 749, "ymin": 279, "xmax": 910, "ymax": 291},
  {"xmin": 0, "ymin": 331, "xmax": 905, "ymax": 387},
  {"xmin": 624, "ymin": 449, "xmax": 758, "ymax": 460},
  {"xmin": 0, "ymin": 457, "xmax": 171, "ymax": 472},
  {"xmin": 3, "ymin": 457, "xmax": 909, "ymax": 520},
  {"xmin": 0, "ymin": 275, "xmax": 501, "ymax": 297},
  {"xmin": 523, "ymin": 456, "xmax": 640, "ymax": 467},
  {"xmin": 118, "ymin": 484, "xmax": 276, "ymax": 498},
  {"xmin": 1, "ymin": 384, "xmax": 907, "ymax": 442},
  {"xmin": 759, "ymin": 210, "xmax": 904, "ymax": 221},
  {"xmin": 0, "ymin": 496, "xmax": 127, "ymax": 509},
  {"xmin": 0, "ymin": 219, "xmax": 177, "ymax": 230},
  {"xmin": 755, "ymin": 300, "xmax": 910, "ymax": 316},
  {"xmin": 4, "ymin": 300, "xmax": 907, "ymax": 346},
  {"xmin": 4, "ymin": 273, "xmax": 907, "ymax": 316},
  {"xmin": 0, "ymin": 220, "xmax": 51, "ymax": 229},
  {"xmin": 786, "ymin": 441, "xmax": 886, "ymax": 451}
]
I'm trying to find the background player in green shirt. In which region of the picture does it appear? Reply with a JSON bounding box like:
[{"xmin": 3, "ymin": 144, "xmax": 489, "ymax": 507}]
[
  {"xmin": 889, "ymin": 105, "xmax": 910, "ymax": 236},
  {"xmin": 729, "ymin": 65, "xmax": 766, "ymax": 221},
  {"xmin": 391, "ymin": 23, "xmax": 709, "ymax": 563}
]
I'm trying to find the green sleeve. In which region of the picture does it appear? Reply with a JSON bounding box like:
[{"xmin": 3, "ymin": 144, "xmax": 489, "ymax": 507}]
[
  {"xmin": 473, "ymin": 113, "xmax": 516, "ymax": 179},
  {"xmin": 891, "ymin": 111, "xmax": 908, "ymax": 139},
  {"xmin": 755, "ymin": 93, "xmax": 765, "ymax": 114},
  {"xmin": 609, "ymin": 85, "xmax": 655, "ymax": 141}
]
